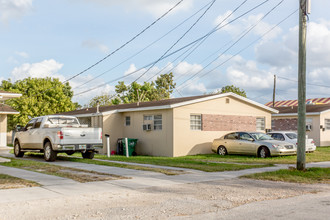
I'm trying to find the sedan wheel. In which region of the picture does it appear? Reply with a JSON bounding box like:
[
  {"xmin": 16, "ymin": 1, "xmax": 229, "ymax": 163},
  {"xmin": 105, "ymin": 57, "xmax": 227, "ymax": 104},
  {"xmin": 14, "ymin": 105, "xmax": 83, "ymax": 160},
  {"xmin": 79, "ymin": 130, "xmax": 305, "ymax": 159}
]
[
  {"xmin": 217, "ymin": 146, "xmax": 227, "ymax": 156},
  {"xmin": 259, "ymin": 147, "xmax": 270, "ymax": 158}
]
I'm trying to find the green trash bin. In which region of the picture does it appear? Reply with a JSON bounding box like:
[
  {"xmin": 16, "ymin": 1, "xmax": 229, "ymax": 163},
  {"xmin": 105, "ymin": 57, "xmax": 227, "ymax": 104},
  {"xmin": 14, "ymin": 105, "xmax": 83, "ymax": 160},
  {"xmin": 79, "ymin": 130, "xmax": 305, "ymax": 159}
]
[{"xmin": 122, "ymin": 138, "xmax": 138, "ymax": 156}]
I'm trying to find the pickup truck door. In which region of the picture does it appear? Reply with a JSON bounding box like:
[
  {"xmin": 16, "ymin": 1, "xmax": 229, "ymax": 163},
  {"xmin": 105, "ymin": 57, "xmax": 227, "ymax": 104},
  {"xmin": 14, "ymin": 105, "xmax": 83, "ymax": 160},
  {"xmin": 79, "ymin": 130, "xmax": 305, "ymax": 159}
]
[
  {"xmin": 19, "ymin": 119, "xmax": 36, "ymax": 148},
  {"xmin": 28, "ymin": 117, "xmax": 43, "ymax": 149}
]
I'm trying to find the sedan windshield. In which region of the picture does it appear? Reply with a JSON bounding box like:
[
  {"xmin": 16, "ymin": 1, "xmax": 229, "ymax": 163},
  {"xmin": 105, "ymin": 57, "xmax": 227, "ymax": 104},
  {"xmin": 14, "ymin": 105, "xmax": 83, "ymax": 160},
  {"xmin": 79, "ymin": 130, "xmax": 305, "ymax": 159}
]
[
  {"xmin": 250, "ymin": 132, "xmax": 273, "ymax": 141},
  {"xmin": 285, "ymin": 133, "xmax": 297, "ymax": 139}
]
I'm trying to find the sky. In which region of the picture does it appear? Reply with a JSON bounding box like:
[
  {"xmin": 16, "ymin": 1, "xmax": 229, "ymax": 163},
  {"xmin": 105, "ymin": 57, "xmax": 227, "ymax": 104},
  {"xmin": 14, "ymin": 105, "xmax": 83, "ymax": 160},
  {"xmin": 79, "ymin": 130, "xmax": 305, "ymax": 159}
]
[{"xmin": 0, "ymin": 0, "xmax": 329, "ymax": 106}]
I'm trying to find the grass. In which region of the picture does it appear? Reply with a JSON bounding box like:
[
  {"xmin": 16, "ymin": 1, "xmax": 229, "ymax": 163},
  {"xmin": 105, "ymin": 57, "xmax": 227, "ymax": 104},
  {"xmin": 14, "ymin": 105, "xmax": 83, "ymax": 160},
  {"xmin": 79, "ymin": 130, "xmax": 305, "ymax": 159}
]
[
  {"xmin": 242, "ymin": 167, "xmax": 330, "ymax": 184},
  {"xmin": 57, "ymin": 153, "xmax": 272, "ymax": 172},
  {"xmin": 1, "ymin": 158, "xmax": 125, "ymax": 183},
  {"xmin": 0, "ymin": 173, "xmax": 40, "ymax": 189}
]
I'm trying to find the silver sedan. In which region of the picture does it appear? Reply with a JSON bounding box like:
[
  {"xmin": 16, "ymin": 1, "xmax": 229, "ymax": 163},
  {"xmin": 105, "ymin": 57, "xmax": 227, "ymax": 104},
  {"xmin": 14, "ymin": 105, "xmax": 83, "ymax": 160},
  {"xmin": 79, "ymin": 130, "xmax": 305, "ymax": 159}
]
[{"xmin": 212, "ymin": 132, "xmax": 296, "ymax": 158}]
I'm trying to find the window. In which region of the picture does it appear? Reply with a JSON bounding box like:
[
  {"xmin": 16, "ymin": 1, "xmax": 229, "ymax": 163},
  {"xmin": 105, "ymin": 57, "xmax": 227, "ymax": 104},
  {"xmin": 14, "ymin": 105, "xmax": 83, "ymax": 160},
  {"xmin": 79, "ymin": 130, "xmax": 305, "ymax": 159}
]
[
  {"xmin": 325, "ymin": 119, "xmax": 330, "ymax": 130},
  {"xmin": 125, "ymin": 116, "xmax": 131, "ymax": 126},
  {"xmin": 306, "ymin": 118, "xmax": 313, "ymax": 131},
  {"xmin": 25, "ymin": 119, "xmax": 36, "ymax": 130},
  {"xmin": 78, "ymin": 117, "xmax": 92, "ymax": 127},
  {"xmin": 144, "ymin": 115, "xmax": 153, "ymax": 121},
  {"xmin": 239, "ymin": 133, "xmax": 253, "ymax": 141},
  {"xmin": 271, "ymin": 133, "xmax": 285, "ymax": 141},
  {"xmin": 190, "ymin": 114, "xmax": 202, "ymax": 130},
  {"xmin": 256, "ymin": 117, "xmax": 265, "ymax": 131},
  {"xmin": 153, "ymin": 115, "xmax": 162, "ymax": 130},
  {"xmin": 34, "ymin": 118, "xmax": 43, "ymax": 128},
  {"xmin": 224, "ymin": 133, "xmax": 238, "ymax": 140}
]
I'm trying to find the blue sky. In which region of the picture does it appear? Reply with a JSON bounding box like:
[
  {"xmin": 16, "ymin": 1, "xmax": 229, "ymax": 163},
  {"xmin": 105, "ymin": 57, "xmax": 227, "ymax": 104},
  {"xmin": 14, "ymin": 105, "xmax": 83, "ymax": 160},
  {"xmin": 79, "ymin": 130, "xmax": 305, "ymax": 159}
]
[{"xmin": 1, "ymin": 0, "xmax": 329, "ymax": 105}]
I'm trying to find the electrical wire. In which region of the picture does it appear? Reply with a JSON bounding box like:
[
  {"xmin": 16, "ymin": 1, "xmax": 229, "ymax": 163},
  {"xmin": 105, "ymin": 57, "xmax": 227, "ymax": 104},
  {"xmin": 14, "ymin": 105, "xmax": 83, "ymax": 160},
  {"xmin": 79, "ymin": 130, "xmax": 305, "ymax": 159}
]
[
  {"xmin": 132, "ymin": 0, "xmax": 217, "ymax": 83},
  {"xmin": 278, "ymin": 76, "xmax": 330, "ymax": 89},
  {"xmin": 74, "ymin": 0, "xmax": 215, "ymax": 90},
  {"xmin": 145, "ymin": 0, "xmax": 249, "ymax": 83},
  {"xmin": 74, "ymin": 0, "xmax": 271, "ymax": 97},
  {"xmin": 63, "ymin": 0, "xmax": 185, "ymax": 84},
  {"xmin": 177, "ymin": 0, "xmax": 288, "ymax": 92}
]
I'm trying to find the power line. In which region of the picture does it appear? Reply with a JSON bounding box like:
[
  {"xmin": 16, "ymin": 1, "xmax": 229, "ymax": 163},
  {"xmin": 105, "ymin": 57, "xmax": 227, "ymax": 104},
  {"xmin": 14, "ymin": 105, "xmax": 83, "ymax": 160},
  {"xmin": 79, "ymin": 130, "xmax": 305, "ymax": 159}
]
[
  {"xmin": 63, "ymin": 0, "xmax": 185, "ymax": 84},
  {"xmin": 177, "ymin": 0, "xmax": 290, "ymax": 92},
  {"xmin": 278, "ymin": 76, "xmax": 330, "ymax": 88},
  {"xmin": 73, "ymin": 1, "xmax": 214, "ymax": 90},
  {"xmin": 133, "ymin": 0, "xmax": 217, "ymax": 83},
  {"xmin": 74, "ymin": 0, "xmax": 271, "ymax": 97},
  {"xmin": 145, "ymin": 0, "xmax": 249, "ymax": 83}
]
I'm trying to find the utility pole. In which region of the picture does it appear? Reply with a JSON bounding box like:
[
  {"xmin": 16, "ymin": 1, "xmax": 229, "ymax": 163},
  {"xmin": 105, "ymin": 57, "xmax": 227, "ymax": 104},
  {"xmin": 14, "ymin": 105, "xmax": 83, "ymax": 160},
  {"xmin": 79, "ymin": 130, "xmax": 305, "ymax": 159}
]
[
  {"xmin": 272, "ymin": 75, "xmax": 276, "ymax": 107},
  {"xmin": 297, "ymin": 0, "xmax": 310, "ymax": 170}
]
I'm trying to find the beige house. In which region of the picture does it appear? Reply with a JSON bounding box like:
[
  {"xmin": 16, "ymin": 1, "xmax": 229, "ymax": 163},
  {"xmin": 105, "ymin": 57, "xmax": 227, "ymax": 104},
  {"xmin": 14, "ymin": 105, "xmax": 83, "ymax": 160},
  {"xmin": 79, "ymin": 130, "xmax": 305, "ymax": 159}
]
[
  {"xmin": 63, "ymin": 92, "xmax": 277, "ymax": 157},
  {"xmin": 272, "ymin": 104, "xmax": 330, "ymax": 146},
  {"xmin": 0, "ymin": 91, "xmax": 22, "ymax": 146}
]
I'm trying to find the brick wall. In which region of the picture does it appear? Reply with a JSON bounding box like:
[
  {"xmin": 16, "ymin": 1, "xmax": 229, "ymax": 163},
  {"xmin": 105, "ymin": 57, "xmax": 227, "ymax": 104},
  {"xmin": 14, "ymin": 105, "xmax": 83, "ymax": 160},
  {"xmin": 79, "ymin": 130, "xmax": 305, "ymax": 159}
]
[
  {"xmin": 272, "ymin": 118, "xmax": 297, "ymax": 131},
  {"xmin": 202, "ymin": 114, "xmax": 256, "ymax": 131}
]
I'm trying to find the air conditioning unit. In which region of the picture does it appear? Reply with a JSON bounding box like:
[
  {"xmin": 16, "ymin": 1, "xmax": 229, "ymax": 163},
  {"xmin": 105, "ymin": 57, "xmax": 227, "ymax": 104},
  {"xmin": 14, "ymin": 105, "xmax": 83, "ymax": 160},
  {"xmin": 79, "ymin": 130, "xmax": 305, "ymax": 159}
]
[
  {"xmin": 143, "ymin": 124, "xmax": 152, "ymax": 131},
  {"xmin": 306, "ymin": 124, "xmax": 312, "ymax": 131}
]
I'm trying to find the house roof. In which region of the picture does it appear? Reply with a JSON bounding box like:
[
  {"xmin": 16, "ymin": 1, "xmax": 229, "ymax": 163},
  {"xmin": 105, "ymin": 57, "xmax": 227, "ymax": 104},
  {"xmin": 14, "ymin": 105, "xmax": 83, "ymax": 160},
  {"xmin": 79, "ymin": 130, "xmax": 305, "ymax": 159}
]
[
  {"xmin": 0, "ymin": 90, "xmax": 22, "ymax": 101},
  {"xmin": 0, "ymin": 104, "xmax": 19, "ymax": 114},
  {"xmin": 60, "ymin": 92, "xmax": 278, "ymax": 117},
  {"xmin": 265, "ymin": 97, "xmax": 330, "ymax": 107},
  {"xmin": 273, "ymin": 104, "xmax": 330, "ymax": 116}
]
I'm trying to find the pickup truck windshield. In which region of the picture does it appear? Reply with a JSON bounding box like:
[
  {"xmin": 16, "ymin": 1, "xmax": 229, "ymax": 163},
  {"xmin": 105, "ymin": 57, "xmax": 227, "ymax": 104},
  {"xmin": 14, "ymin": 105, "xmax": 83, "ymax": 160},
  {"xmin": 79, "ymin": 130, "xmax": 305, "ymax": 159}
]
[{"xmin": 47, "ymin": 117, "xmax": 79, "ymax": 125}]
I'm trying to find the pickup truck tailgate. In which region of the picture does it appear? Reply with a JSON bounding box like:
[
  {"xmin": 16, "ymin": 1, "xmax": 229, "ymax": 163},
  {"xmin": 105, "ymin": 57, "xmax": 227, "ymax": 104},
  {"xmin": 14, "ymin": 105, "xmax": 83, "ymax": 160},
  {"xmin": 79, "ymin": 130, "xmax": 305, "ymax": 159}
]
[{"xmin": 59, "ymin": 127, "xmax": 102, "ymax": 145}]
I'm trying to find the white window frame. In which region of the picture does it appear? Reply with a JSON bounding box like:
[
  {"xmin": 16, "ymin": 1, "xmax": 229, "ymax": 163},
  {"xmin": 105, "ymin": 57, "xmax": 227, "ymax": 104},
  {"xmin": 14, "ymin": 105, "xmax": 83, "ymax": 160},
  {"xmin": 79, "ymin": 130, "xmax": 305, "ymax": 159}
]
[
  {"xmin": 144, "ymin": 115, "xmax": 153, "ymax": 121},
  {"xmin": 153, "ymin": 115, "xmax": 162, "ymax": 130},
  {"xmin": 256, "ymin": 117, "xmax": 265, "ymax": 131},
  {"xmin": 325, "ymin": 119, "xmax": 330, "ymax": 130},
  {"xmin": 190, "ymin": 114, "xmax": 202, "ymax": 130},
  {"xmin": 125, "ymin": 116, "xmax": 131, "ymax": 126}
]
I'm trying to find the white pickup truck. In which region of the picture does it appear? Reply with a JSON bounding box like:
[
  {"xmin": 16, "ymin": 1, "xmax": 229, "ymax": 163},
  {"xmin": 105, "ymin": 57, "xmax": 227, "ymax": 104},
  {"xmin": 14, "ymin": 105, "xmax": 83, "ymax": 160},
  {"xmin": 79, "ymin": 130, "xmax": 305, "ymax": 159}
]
[{"xmin": 13, "ymin": 115, "xmax": 103, "ymax": 161}]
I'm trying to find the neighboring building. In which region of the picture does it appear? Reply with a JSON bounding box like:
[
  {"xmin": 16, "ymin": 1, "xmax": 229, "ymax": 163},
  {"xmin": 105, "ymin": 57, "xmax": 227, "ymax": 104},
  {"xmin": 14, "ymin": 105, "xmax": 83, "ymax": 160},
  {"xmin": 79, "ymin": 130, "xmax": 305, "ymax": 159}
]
[
  {"xmin": 0, "ymin": 91, "xmax": 22, "ymax": 146},
  {"xmin": 265, "ymin": 97, "xmax": 330, "ymax": 107},
  {"xmin": 272, "ymin": 104, "xmax": 330, "ymax": 146},
  {"xmin": 62, "ymin": 92, "xmax": 277, "ymax": 157}
]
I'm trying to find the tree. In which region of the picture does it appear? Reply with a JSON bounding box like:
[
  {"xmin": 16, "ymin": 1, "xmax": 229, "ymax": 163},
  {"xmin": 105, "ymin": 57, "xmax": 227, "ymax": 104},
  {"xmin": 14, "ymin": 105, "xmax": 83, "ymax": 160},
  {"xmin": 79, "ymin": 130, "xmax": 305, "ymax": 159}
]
[
  {"xmin": 1, "ymin": 77, "xmax": 79, "ymax": 130},
  {"xmin": 217, "ymin": 85, "xmax": 247, "ymax": 97},
  {"xmin": 85, "ymin": 93, "xmax": 115, "ymax": 108},
  {"xmin": 114, "ymin": 72, "xmax": 176, "ymax": 104}
]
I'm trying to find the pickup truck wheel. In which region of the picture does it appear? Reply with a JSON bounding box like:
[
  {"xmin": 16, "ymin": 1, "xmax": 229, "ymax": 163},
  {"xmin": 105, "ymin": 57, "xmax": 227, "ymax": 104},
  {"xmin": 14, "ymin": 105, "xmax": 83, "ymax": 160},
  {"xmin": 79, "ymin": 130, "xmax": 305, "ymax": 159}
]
[
  {"xmin": 81, "ymin": 151, "xmax": 94, "ymax": 159},
  {"xmin": 14, "ymin": 141, "xmax": 24, "ymax": 157},
  {"xmin": 44, "ymin": 142, "xmax": 57, "ymax": 162}
]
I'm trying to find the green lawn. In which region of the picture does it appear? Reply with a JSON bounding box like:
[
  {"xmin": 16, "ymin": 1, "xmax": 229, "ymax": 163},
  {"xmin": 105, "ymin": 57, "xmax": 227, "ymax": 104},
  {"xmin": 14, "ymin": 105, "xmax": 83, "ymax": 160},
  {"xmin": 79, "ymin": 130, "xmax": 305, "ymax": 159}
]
[{"xmin": 242, "ymin": 167, "xmax": 330, "ymax": 184}]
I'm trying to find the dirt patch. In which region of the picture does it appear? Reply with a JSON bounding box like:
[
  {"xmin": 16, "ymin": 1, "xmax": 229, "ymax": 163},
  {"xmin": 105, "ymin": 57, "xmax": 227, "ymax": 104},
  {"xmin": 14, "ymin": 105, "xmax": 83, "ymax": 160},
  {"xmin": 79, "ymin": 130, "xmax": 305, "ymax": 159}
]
[{"xmin": 0, "ymin": 174, "xmax": 40, "ymax": 190}]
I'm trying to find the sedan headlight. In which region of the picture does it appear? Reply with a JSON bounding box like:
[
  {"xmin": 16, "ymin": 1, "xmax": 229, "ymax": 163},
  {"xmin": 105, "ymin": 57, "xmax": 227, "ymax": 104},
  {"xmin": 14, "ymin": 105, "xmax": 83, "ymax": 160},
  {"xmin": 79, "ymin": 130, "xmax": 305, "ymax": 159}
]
[{"xmin": 272, "ymin": 144, "xmax": 285, "ymax": 149}]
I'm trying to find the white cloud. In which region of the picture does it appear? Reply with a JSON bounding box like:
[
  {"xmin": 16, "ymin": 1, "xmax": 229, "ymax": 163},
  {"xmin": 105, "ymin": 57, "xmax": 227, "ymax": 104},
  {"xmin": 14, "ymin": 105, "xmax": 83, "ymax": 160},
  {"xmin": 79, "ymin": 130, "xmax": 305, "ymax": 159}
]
[
  {"xmin": 15, "ymin": 51, "xmax": 29, "ymax": 58},
  {"xmin": 82, "ymin": 39, "xmax": 109, "ymax": 54},
  {"xmin": 173, "ymin": 61, "xmax": 203, "ymax": 76},
  {"xmin": 0, "ymin": 0, "xmax": 33, "ymax": 24},
  {"xmin": 180, "ymin": 80, "xmax": 207, "ymax": 96},
  {"xmin": 11, "ymin": 59, "xmax": 64, "ymax": 81},
  {"xmin": 214, "ymin": 10, "xmax": 233, "ymax": 27},
  {"xmin": 215, "ymin": 13, "xmax": 282, "ymax": 40},
  {"xmin": 80, "ymin": 0, "xmax": 193, "ymax": 17}
]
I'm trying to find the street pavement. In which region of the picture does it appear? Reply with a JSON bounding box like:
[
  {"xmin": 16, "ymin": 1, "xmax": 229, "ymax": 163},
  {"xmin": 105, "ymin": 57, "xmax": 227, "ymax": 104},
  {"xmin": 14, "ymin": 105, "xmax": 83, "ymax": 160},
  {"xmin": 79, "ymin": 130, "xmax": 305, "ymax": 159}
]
[{"xmin": 0, "ymin": 145, "xmax": 330, "ymax": 220}]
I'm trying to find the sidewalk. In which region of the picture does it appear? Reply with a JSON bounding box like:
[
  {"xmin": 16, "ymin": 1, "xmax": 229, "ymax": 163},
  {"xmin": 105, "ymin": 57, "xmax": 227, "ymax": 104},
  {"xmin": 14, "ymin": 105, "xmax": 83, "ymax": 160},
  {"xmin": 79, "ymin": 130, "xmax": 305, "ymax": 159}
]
[{"xmin": 1, "ymin": 146, "xmax": 330, "ymax": 204}]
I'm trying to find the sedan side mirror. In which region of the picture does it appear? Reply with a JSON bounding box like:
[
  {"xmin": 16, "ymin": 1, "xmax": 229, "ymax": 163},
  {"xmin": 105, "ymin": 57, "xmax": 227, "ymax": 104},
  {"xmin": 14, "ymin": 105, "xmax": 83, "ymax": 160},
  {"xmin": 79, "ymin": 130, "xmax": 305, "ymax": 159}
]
[{"xmin": 247, "ymin": 138, "xmax": 254, "ymax": 142}]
